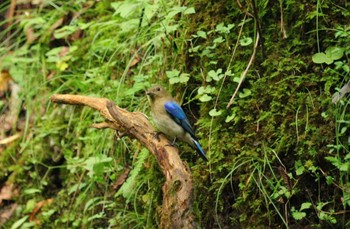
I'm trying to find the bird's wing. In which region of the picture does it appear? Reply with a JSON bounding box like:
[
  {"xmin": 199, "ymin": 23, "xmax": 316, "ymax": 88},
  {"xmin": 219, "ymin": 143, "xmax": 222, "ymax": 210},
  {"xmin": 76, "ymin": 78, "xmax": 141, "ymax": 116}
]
[{"xmin": 164, "ymin": 101, "xmax": 196, "ymax": 138}]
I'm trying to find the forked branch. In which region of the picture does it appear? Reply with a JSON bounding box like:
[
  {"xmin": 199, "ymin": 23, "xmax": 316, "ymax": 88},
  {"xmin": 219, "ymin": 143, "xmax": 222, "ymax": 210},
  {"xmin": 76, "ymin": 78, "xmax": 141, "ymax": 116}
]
[{"xmin": 50, "ymin": 94, "xmax": 193, "ymax": 229}]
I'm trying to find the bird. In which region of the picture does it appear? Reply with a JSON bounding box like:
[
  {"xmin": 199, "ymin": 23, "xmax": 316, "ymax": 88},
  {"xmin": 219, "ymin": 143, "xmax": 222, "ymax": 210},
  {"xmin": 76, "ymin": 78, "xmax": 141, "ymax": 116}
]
[{"xmin": 146, "ymin": 85, "xmax": 208, "ymax": 161}]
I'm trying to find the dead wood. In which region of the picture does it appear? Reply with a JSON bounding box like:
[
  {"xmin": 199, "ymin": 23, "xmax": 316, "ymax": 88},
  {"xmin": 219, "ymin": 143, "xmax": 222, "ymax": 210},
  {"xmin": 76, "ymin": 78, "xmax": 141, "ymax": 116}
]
[{"xmin": 50, "ymin": 94, "xmax": 194, "ymax": 229}]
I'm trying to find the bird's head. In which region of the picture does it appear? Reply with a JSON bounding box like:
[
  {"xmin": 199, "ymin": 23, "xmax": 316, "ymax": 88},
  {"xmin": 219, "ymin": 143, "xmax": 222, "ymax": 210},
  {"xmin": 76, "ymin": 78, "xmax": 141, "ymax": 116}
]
[{"xmin": 146, "ymin": 85, "xmax": 171, "ymax": 101}]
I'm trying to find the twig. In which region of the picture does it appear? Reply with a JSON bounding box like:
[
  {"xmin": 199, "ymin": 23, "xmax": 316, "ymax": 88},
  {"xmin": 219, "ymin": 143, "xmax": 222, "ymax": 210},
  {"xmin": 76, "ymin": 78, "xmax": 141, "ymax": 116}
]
[{"xmin": 226, "ymin": 32, "xmax": 259, "ymax": 108}]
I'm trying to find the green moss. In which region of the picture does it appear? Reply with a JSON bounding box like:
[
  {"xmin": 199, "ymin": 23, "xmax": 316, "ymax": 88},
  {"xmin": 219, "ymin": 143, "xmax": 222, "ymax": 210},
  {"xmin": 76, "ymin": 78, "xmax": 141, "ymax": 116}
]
[{"xmin": 0, "ymin": 0, "xmax": 349, "ymax": 227}]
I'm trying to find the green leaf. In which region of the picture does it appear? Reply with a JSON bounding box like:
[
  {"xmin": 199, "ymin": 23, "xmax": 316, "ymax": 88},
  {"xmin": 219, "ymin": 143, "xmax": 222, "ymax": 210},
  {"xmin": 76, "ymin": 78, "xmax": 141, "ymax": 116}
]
[
  {"xmin": 292, "ymin": 211, "xmax": 306, "ymax": 220},
  {"xmin": 239, "ymin": 88, "xmax": 251, "ymax": 98},
  {"xmin": 84, "ymin": 197, "xmax": 101, "ymax": 213},
  {"xmin": 339, "ymin": 163, "xmax": 349, "ymax": 172},
  {"xmin": 325, "ymin": 156, "xmax": 340, "ymax": 167},
  {"xmin": 209, "ymin": 108, "xmax": 223, "ymax": 117},
  {"xmin": 312, "ymin": 52, "xmax": 329, "ymax": 64},
  {"xmin": 340, "ymin": 126, "xmax": 347, "ymax": 134},
  {"xmin": 215, "ymin": 23, "xmax": 235, "ymax": 34},
  {"xmin": 199, "ymin": 94, "xmax": 212, "ymax": 102},
  {"xmin": 296, "ymin": 165, "xmax": 305, "ymax": 175},
  {"xmin": 25, "ymin": 199, "xmax": 36, "ymax": 213},
  {"xmin": 213, "ymin": 36, "xmax": 225, "ymax": 44},
  {"xmin": 84, "ymin": 155, "xmax": 113, "ymax": 178},
  {"xmin": 166, "ymin": 70, "xmax": 180, "ymax": 78},
  {"xmin": 42, "ymin": 209, "xmax": 56, "ymax": 217},
  {"xmin": 11, "ymin": 216, "xmax": 29, "ymax": 229},
  {"xmin": 24, "ymin": 188, "xmax": 41, "ymax": 195},
  {"xmin": 197, "ymin": 31, "xmax": 207, "ymax": 39},
  {"xmin": 169, "ymin": 77, "xmax": 179, "ymax": 84},
  {"xmin": 178, "ymin": 73, "xmax": 190, "ymax": 83},
  {"xmin": 198, "ymin": 86, "xmax": 206, "ymax": 95},
  {"xmin": 68, "ymin": 183, "xmax": 87, "ymax": 195},
  {"xmin": 225, "ymin": 113, "xmax": 236, "ymax": 123},
  {"xmin": 198, "ymin": 85, "xmax": 215, "ymax": 95},
  {"xmin": 207, "ymin": 69, "xmax": 223, "ymax": 81},
  {"xmin": 325, "ymin": 176, "xmax": 334, "ymax": 185},
  {"xmin": 54, "ymin": 25, "xmax": 78, "ymax": 39},
  {"xmin": 112, "ymin": 2, "xmax": 138, "ymax": 18},
  {"xmin": 300, "ymin": 202, "xmax": 312, "ymax": 211},
  {"xmin": 116, "ymin": 149, "xmax": 149, "ymax": 200},
  {"xmin": 168, "ymin": 73, "xmax": 189, "ymax": 84},
  {"xmin": 295, "ymin": 160, "xmax": 305, "ymax": 175},
  {"xmin": 345, "ymin": 153, "xmax": 350, "ymax": 160},
  {"xmin": 183, "ymin": 7, "xmax": 195, "ymax": 15},
  {"xmin": 240, "ymin": 37, "xmax": 253, "ymax": 46},
  {"xmin": 325, "ymin": 46, "xmax": 344, "ymax": 60},
  {"xmin": 233, "ymin": 77, "xmax": 241, "ymax": 83},
  {"xmin": 167, "ymin": 70, "xmax": 189, "ymax": 84}
]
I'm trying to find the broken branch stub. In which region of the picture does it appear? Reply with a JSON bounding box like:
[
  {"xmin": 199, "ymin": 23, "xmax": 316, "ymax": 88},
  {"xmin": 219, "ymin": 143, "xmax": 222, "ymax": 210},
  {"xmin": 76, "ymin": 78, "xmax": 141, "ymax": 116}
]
[{"xmin": 50, "ymin": 94, "xmax": 194, "ymax": 229}]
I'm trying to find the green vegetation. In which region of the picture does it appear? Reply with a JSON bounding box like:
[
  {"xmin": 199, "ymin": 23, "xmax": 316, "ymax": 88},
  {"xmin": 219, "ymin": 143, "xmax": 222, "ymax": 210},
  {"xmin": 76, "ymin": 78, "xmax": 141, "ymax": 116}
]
[{"xmin": 0, "ymin": 0, "xmax": 349, "ymax": 228}]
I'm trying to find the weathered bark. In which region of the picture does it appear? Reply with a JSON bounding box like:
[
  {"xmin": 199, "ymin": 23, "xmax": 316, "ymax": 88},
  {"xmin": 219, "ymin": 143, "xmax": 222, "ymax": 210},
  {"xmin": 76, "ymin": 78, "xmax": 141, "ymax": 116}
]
[{"xmin": 50, "ymin": 94, "xmax": 194, "ymax": 229}]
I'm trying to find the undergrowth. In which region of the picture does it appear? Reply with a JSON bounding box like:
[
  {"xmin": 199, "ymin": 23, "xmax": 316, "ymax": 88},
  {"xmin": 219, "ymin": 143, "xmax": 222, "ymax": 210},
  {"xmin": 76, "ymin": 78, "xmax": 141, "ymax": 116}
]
[{"xmin": 0, "ymin": 0, "xmax": 349, "ymax": 228}]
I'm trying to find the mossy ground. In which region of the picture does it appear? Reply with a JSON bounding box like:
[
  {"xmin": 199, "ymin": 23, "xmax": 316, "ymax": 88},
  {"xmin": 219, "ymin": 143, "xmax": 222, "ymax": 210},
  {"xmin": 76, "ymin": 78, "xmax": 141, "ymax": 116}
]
[{"xmin": 0, "ymin": 0, "xmax": 349, "ymax": 228}]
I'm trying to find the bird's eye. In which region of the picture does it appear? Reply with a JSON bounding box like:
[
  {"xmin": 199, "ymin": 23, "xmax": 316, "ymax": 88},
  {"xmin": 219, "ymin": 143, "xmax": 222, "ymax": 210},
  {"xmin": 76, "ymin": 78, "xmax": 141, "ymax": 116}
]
[{"xmin": 156, "ymin": 87, "xmax": 161, "ymax": 91}]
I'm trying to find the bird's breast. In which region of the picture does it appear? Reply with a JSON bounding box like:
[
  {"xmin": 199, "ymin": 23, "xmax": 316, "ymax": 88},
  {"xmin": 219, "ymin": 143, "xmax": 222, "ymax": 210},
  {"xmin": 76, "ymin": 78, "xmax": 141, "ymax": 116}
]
[{"xmin": 151, "ymin": 110, "xmax": 184, "ymax": 139}]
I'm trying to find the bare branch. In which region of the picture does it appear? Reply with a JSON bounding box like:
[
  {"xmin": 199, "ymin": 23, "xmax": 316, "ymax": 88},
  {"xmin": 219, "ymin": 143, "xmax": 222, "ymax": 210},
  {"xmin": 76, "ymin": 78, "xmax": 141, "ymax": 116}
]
[{"xmin": 50, "ymin": 94, "xmax": 194, "ymax": 228}]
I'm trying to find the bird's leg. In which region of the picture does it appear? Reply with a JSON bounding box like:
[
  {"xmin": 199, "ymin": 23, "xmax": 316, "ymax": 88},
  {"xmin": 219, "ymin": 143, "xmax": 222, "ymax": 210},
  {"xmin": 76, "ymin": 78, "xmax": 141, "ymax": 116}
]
[
  {"xmin": 165, "ymin": 138, "xmax": 177, "ymax": 148},
  {"xmin": 171, "ymin": 137, "xmax": 177, "ymax": 146}
]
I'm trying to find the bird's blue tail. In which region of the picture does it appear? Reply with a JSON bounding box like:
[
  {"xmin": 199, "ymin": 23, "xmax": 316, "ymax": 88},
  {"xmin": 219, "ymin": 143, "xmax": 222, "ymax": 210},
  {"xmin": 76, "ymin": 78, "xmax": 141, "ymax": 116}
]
[{"xmin": 192, "ymin": 139, "xmax": 208, "ymax": 161}]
